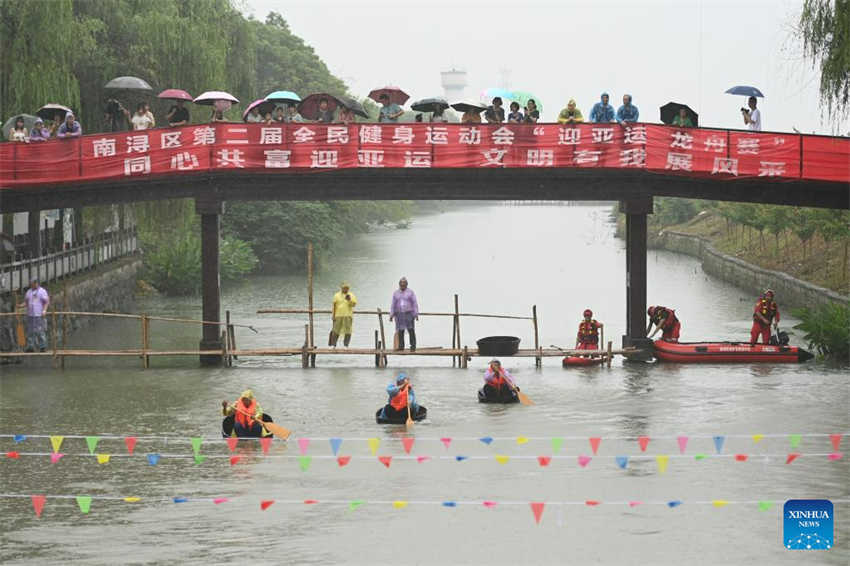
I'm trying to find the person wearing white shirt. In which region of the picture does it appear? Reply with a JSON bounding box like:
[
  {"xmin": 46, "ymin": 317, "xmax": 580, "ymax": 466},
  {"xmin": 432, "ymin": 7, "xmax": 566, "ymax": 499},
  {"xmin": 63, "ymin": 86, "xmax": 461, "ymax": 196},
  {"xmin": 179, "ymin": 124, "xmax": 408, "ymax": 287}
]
[
  {"xmin": 742, "ymin": 96, "xmax": 761, "ymax": 131},
  {"xmin": 131, "ymin": 102, "xmax": 155, "ymax": 130}
]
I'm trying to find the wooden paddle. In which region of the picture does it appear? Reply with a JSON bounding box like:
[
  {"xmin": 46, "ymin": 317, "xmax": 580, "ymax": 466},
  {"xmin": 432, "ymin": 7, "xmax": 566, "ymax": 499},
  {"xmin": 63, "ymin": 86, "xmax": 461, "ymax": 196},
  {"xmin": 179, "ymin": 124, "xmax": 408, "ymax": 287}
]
[
  {"xmin": 492, "ymin": 365, "xmax": 533, "ymax": 406},
  {"xmin": 229, "ymin": 405, "xmax": 291, "ymax": 440},
  {"xmin": 404, "ymin": 384, "xmax": 414, "ymax": 428}
]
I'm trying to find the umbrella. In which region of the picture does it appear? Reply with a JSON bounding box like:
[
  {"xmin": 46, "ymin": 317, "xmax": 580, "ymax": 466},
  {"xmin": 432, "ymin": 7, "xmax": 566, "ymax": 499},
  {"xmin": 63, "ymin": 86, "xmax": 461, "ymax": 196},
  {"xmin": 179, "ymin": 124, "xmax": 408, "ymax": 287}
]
[
  {"xmin": 157, "ymin": 89, "xmax": 193, "ymax": 101},
  {"xmin": 3, "ymin": 114, "xmax": 38, "ymax": 140},
  {"xmin": 298, "ymin": 93, "xmax": 339, "ymax": 120},
  {"xmin": 507, "ymin": 90, "xmax": 543, "ymax": 113},
  {"xmin": 242, "ymin": 99, "xmax": 276, "ymax": 121},
  {"xmin": 265, "ymin": 90, "xmax": 301, "ymax": 104},
  {"xmin": 193, "ymin": 91, "xmax": 239, "ymax": 105},
  {"xmin": 337, "ymin": 96, "xmax": 369, "ymax": 119},
  {"xmin": 36, "ymin": 103, "xmax": 72, "ymax": 122},
  {"xmin": 451, "ymin": 101, "xmax": 487, "ymax": 113},
  {"xmin": 411, "ymin": 97, "xmax": 449, "ymax": 113},
  {"xmin": 659, "ymin": 102, "xmax": 699, "ymax": 127},
  {"xmin": 368, "ymin": 86, "xmax": 409, "ymax": 106},
  {"xmin": 725, "ymin": 85, "xmax": 764, "ymax": 98},
  {"xmin": 105, "ymin": 76, "xmax": 153, "ymax": 91},
  {"xmin": 480, "ymin": 87, "xmax": 513, "ymax": 102}
]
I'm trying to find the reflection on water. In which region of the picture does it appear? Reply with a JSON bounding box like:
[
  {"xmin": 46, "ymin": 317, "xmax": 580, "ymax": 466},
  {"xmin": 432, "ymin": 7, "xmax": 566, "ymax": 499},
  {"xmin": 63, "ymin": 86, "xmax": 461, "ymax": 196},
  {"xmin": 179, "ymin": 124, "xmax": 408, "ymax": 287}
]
[{"xmin": 0, "ymin": 204, "xmax": 847, "ymax": 565}]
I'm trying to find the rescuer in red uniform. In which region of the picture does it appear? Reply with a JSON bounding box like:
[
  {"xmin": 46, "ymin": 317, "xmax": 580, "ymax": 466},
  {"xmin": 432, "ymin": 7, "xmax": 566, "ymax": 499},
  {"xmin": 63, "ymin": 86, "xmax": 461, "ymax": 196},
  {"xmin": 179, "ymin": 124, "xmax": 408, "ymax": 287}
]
[
  {"xmin": 575, "ymin": 309, "xmax": 603, "ymax": 350},
  {"xmin": 750, "ymin": 289, "xmax": 780, "ymax": 345},
  {"xmin": 646, "ymin": 306, "xmax": 681, "ymax": 342}
]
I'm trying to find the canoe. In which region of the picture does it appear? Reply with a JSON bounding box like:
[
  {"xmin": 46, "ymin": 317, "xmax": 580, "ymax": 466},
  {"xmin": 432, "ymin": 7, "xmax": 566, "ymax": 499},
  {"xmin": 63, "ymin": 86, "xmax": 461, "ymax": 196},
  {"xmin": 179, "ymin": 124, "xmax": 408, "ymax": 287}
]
[
  {"xmin": 653, "ymin": 339, "xmax": 813, "ymax": 363},
  {"xmin": 562, "ymin": 355, "xmax": 605, "ymax": 367},
  {"xmin": 221, "ymin": 413, "xmax": 276, "ymax": 438},
  {"xmin": 375, "ymin": 405, "xmax": 427, "ymax": 424},
  {"xmin": 478, "ymin": 386, "xmax": 519, "ymax": 404}
]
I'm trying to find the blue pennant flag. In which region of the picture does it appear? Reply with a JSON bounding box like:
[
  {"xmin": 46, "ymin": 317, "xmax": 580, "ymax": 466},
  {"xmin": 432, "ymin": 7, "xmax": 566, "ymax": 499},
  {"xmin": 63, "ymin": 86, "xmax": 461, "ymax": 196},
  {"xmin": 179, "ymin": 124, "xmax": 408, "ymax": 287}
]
[
  {"xmin": 615, "ymin": 455, "xmax": 629, "ymax": 469},
  {"xmin": 13, "ymin": 434, "xmax": 26, "ymax": 444},
  {"xmin": 479, "ymin": 437, "xmax": 493, "ymax": 445},
  {"xmin": 667, "ymin": 500, "xmax": 683, "ymax": 508},
  {"xmin": 455, "ymin": 455, "xmax": 468, "ymax": 462},
  {"xmin": 442, "ymin": 501, "xmax": 457, "ymax": 507},
  {"xmin": 329, "ymin": 438, "xmax": 342, "ymax": 456},
  {"xmin": 147, "ymin": 453, "xmax": 161, "ymax": 466},
  {"xmin": 173, "ymin": 497, "xmax": 188, "ymax": 503},
  {"xmin": 713, "ymin": 436, "xmax": 725, "ymax": 454}
]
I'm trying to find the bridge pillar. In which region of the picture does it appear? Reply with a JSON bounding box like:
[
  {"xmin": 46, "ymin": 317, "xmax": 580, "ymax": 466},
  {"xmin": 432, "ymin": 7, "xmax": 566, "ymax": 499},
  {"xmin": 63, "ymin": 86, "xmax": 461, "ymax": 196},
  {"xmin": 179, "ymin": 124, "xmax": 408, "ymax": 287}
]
[
  {"xmin": 196, "ymin": 198, "xmax": 224, "ymax": 366},
  {"xmin": 27, "ymin": 209, "xmax": 41, "ymax": 259},
  {"xmin": 620, "ymin": 198, "xmax": 654, "ymax": 359}
]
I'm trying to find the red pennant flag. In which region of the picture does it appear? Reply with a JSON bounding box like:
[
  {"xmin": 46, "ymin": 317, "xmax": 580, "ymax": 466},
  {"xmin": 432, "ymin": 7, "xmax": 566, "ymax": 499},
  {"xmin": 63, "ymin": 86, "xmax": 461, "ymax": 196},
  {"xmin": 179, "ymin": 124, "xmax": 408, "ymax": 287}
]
[
  {"xmin": 401, "ymin": 437, "xmax": 415, "ymax": 454},
  {"xmin": 226, "ymin": 437, "xmax": 239, "ymax": 452},
  {"xmin": 638, "ymin": 436, "xmax": 650, "ymax": 452},
  {"xmin": 440, "ymin": 437, "xmax": 452, "ymax": 450},
  {"xmin": 734, "ymin": 454, "xmax": 748, "ymax": 462},
  {"xmin": 31, "ymin": 495, "xmax": 46, "ymax": 518},
  {"xmin": 260, "ymin": 437, "xmax": 272, "ymax": 455},
  {"xmin": 830, "ymin": 434, "xmax": 842, "ymax": 451},
  {"xmin": 213, "ymin": 498, "xmax": 229, "ymax": 504},
  {"xmin": 589, "ymin": 437, "xmax": 601, "ymax": 455},
  {"xmin": 785, "ymin": 452, "xmax": 800, "ymax": 464},
  {"xmin": 530, "ymin": 502, "xmax": 545, "ymax": 524},
  {"xmin": 304, "ymin": 499, "xmax": 319, "ymax": 505},
  {"xmin": 229, "ymin": 456, "xmax": 241, "ymax": 466},
  {"xmin": 337, "ymin": 455, "xmax": 351, "ymax": 467},
  {"xmin": 585, "ymin": 500, "xmax": 600, "ymax": 506},
  {"xmin": 260, "ymin": 500, "xmax": 275, "ymax": 511},
  {"xmin": 378, "ymin": 456, "xmax": 392, "ymax": 468},
  {"xmin": 416, "ymin": 455, "xmax": 430, "ymax": 463},
  {"xmin": 6, "ymin": 451, "xmax": 19, "ymax": 459},
  {"xmin": 124, "ymin": 437, "xmax": 137, "ymax": 455},
  {"xmin": 537, "ymin": 456, "xmax": 551, "ymax": 467}
]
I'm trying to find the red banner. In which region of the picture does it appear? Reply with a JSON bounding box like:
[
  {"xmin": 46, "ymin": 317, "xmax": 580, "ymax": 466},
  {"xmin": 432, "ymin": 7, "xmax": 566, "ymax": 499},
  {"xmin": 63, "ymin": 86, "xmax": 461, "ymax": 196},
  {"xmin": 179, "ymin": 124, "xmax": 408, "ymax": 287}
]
[{"xmin": 1, "ymin": 123, "xmax": 847, "ymax": 188}]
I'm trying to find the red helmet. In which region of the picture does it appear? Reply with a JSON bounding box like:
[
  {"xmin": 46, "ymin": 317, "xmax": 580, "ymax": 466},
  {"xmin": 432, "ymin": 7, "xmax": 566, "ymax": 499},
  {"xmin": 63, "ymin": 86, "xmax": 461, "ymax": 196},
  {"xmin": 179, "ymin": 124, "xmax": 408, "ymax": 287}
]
[
  {"xmin": 764, "ymin": 289, "xmax": 774, "ymax": 297},
  {"xmin": 583, "ymin": 309, "xmax": 593, "ymax": 317},
  {"xmin": 647, "ymin": 306, "xmax": 656, "ymax": 316}
]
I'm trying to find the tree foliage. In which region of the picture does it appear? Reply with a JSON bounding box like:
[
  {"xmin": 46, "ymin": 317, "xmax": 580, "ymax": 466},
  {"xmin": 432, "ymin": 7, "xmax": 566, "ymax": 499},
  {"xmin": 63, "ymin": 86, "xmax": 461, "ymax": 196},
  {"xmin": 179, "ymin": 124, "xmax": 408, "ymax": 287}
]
[
  {"xmin": 793, "ymin": 302, "xmax": 850, "ymax": 363},
  {"xmin": 798, "ymin": 0, "xmax": 850, "ymax": 125}
]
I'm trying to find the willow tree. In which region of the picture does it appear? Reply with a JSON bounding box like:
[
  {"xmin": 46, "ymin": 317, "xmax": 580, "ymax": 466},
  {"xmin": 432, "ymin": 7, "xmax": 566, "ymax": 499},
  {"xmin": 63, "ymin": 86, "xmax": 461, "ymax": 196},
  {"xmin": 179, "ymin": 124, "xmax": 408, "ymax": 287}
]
[{"xmin": 799, "ymin": 0, "xmax": 850, "ymax": 125}]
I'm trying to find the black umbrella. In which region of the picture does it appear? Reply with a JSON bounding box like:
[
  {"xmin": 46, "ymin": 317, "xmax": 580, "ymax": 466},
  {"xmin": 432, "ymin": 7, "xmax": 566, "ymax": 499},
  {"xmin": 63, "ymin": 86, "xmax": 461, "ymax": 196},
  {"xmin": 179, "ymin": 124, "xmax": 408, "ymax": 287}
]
[
  {"xmin": 337, "ymin": 97, "xmax": 369, "ymax": 119},
  {"xmin": 105, "ymin": 76, "xmax": 153, "ymax": 91},
  {"xmin": 411, "ymin": 97, "xmax": 449, "ymax": 113},
  {"xmin": 660, "ymin": 102, "xmax": 698, "ymax": 127}
]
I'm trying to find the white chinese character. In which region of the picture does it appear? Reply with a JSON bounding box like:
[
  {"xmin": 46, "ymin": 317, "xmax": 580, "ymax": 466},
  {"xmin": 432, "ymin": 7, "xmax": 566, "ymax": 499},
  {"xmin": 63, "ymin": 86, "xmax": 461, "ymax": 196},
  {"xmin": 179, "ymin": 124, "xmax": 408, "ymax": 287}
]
[
  {"xmin": 711, "ymin": 157, "xmax": 738, "ymax": 176},
  {"xmin": 126, "ymin": 135, "xmax": 150, "ymax": 153},
  {"xmin": 259, "ymin": 127, "xmax": 283, "ymax": 145},
  {"xmin": 358, "ymin": 149, "xmax": 385, "ymax": 167},
  {"xmin": 526, "ymin": 149, "xmax": 554, "ymax": 167},
  {"xmin": 623, "ymin": 126, "xmax": 646, "ymax": 144},
  {"xmin": 704, "ymin": 135, "xmax": 726, "ymax": 153},
  {"xmin": 192, "ymin": 126, "xmax": 215, "ymax": 146},
  {"xmin": 737, "ymin": 138, "xmax": 760, "ymax": 155},
  {"xmin": 425, "ymin": 127, "xmax": 448, "ymax": 145},
  {"xmin": 263, "ymin": 150, "xmax": 291, "ymax": 168},
  {"xmin": 665, "ymin": 152, "xmax": 693, "ymax": 171},
  {"xmin": 619, "ymin": 148, "xmax": 646, "ymax": 167},
  {"xmin": 558, "ymin": 128, "xmax": 581, "ymax": 145},
  {"xmin": 533, "ymin": 126, "xmax": 546, "ymax": 136},
  {"xmin": 293, "ymin": 127, "xmax": 316, "ymax": 144},
  {"xmin": 491, "ymin": 126, "xmax": 515, "ymax": 145},
  {"xmin": 359, "ymin": 125, "xmax": 382, "ymax": 144},
  {"xmin": 758, "ymin": 161, "xmax": 786, "ymax": 177},
  {"xmin": 225, "ymin": 127, "xmax": 249, "ymax": 145},
  {"xmin": 326, "ymin": 126, "xmax": 349, "ymax": 144},
  {"xmin": 773, "ymin": 137, "xmax": 786, "ymax": 146},
  {"xmin": 123, "ymin": 156, "xmax": 151, "ymax": 176},
  {"xmin": 404, "ymin": 151, "xmax": 432, "ymax": 168},
  {"xmin": 170, "ymin": 152, "xmax": 200, "ymax": 171},
  {"xmin": 480, "ymin": 148, "xmax": 508, "ymax": 167},
  {"xmin": 591, "ymin": 127, "xmax": 614, "ymax": 144},
  {"xmin": 160, "ymin": 131, "xmax": 182, "ymax": 149},
  {"xmin": 92, "ymin": 138, "xmax": 116, "ymax": 157},
  {"xmin": 392, "ymin": 126, "xmax": 414, "ymax": 144},
  {"xmin": 574, "ymin": 150, "xmax": 602, "ymax": 165},
  {"xmin": 670, "ymin": 131, "xmax": 693, "ymax": 149},
  {"xmin": 311, "ymin": 150, "xmax": 338, "ymax": 168},
  {"xmin": 216, "ymin": 149, "xmax": 245, "ymax": 168},
  {"xmin": 459, "ymin": 127, "xmax": 481, "ymax": 145}
]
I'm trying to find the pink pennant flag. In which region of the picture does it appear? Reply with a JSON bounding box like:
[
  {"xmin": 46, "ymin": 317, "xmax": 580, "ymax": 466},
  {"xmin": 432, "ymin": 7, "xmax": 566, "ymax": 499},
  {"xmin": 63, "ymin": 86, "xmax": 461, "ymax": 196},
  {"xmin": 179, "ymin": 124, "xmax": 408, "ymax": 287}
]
[
  {"xmin": 734, "ymin": 454, "xmax": 748, "ymax": 462},
  {"xmin": 337, "ymin": 455, "xmax": 351, "ymax": 467},
  {"xmin": 124, "ymin": 437, "xmax": 137, "ymax": 455},
  {"xmin": 401, "ymin": 437, "xmax": 415, "ymax": 454},
  {"xmin": 537, "ymin": 456, "xmax": 551, "ymax": 467},
  {"xmin": 530, "ymin": 502, "xmax": 545, "ymax": 524},
  {"xmin": 578, "ymin": 455, "xmax": 592, "ymax": 467},
  {"xmin": 628, "ymin": 501, "xmax": 642, "ymax": 508},
  {"xmin": 828, "ymin": 452, "xmax": 843, "ymax": 461},
  {"xmin": 378, "ymin": 456, "xmax": 392, "ymax": 468},
  {"xmin": 482, "ymin": 501, "xmax": 497, "ymax": 508},
  {"xmin": 31, "ymin": 495, "xmax": 46, "ymax": 518},
  {"xmin": 638, "ymin": 436, "xmax": 650, "ymax": 452},
  {"xmin": 226, "ymin": 437, "xmax": 239, "ymax": 452},
  {"xmin": 297, "ymin": 438, "xmax": 310, "ymax": 455},
  {"xmin": 213, "ymin": 498, "xmax": 229, "ymax": 504},
  {"xmin": 229, "ymin": 456, "xmax": 241, "ymax": 466},
  {"xmin": 260, "ymin": 437, "xmax": 272, "ymax": 455},
  {"xmin": 260, "ymin": 500, "xmax": 275, "ymax": 511},
  {"xmin": 830, "ymin": 434, "xmax": 842, "ymax": 451},
  {"xmin": 785, "ymin": 452, "xmax": 800, "ymax": 464},
  {"xmin": 416, "ymin": 455, "xmax": 430, "ymax": 463},
  {"xmin": 303, "ymin": 499, "xmax": 319, "ymax": 505},
  {"xmin": 440, "ymin": 437, "xmax": 452, "ymax": 450},
  {"xmin": 6, "ymin": 451, "xmax": 19, "ymax": 459},
  {"xmin": 50, "ymin": 453, "xmax": 64, "ymax": 464},
  {"xmin": 589, "ymin": 437, "xmax": 601, "ymax": 455},
  {"xmin": 585, "ymin": 500, "xmax": 600, "ymax": 506},
  {"xmin": 677, "ymin": 436, "xmax": 689, "ymax": 454}
]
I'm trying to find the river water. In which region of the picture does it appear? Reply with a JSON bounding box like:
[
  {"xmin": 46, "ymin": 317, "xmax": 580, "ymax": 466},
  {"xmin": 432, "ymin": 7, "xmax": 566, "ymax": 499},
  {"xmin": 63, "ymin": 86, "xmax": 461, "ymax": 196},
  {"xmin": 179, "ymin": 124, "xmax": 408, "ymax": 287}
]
[{"xmin": 0, "ymin": 204, "xmax": 847, "ymax": 565}]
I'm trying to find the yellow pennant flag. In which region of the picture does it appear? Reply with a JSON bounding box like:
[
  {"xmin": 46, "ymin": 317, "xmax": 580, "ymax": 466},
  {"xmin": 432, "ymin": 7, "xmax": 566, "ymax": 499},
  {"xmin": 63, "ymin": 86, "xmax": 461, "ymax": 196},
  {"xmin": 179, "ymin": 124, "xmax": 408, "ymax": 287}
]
[
  {"xmin": 123, "ymin": 497, "xmax": 141, "ymax": 503},
  {"xmin": 367, "ymin": 438, "xmax": 380, "ymax": 456},
  {"xmin": 96, "ymin": 454, "xmax": 111, "ymax": 464},
  {"xmin": 495, "ymin": 454, "xmax": 510, "ymax": 464},
  {"xmin": 392, "ymin": 500, "xmax": 408, "ymax": 509},
  {"xmin": 752, "ymin": 434, "xmax": 764, "ymax": 444},
  {"xmin": 516, "ymin": 436, "xmax": 529, "ymax": 445},
  {"xmin": 49, "ymin": 436, "xmax": 64, "ymax": 453},
  {"xmin": 712, "ymin": 500, "xmax": 729, "ymax": 507},
  {"xmin": 656, "ymin": 455, "xmax": 670, "ymax": 474}
]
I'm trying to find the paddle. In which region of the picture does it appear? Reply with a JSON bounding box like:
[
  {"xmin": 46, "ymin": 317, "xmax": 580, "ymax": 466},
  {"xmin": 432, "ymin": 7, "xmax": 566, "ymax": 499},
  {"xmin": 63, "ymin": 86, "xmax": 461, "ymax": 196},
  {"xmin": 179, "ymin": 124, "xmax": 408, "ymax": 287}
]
[
  {"xmin": 404, "ymin": 384, "xmax": 414, "ymax": 428},
  {"xmin": 492, "ymin": 365, "xmax": 533, "ymax": 406},
  {"xmin": 228, "ymin": 405, "xmax": 291, "ymax": 440},
  {"xmin": 550, "ymin": 344, "xmax": 601, "ymax": 358}
]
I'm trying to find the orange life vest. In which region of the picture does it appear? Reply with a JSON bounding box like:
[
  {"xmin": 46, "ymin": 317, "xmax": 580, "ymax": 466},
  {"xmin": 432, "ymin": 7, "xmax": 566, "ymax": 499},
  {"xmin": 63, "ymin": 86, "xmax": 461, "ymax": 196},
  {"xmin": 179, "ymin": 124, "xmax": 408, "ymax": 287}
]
[
  {"xmin": 652, "ymin": 307, "xmax": 677, "ymax": 328},
  {"xmin": 488, "ymin": 371, "xmax": 507, "ymax": 389},
  {"xmin": 578, "ymin": 320, "xmax": 600, "ymax": 343},
  {"xmin": 390, "ymin": 386, "xmax": 409, "ymax": 411},
  {"xmin": 755, "ymin": 298, "xmax": 777, "ymax": 323},
  {"xmin": 234, "ymin": 398, "xmax": 258, "ymax": 430}
]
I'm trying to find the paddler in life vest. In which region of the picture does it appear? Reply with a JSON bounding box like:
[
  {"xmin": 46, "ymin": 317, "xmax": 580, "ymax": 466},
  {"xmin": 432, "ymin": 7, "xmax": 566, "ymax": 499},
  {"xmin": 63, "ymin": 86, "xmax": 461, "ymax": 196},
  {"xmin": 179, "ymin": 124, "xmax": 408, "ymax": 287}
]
[
  {"xmin": 750, "ymin": 289, "xmax": 780, "ymax": 345},
  {"xmin": 382, "ymin": 373, "xmax": 417, "ymax": 419},
  {"xmin": 646, "ymin": 306, "xmax": 681, "ymax": 342},
  {"xmin": 221, "ymin": 389, "xmax": 268, "ymax": 437},
  {"xmin": 483, "ymin": 360, "xmax": 519, "ymax": 396},
  {"xmin": 576, "ymin": 309, "xmax": 603, "ymax": 350}
]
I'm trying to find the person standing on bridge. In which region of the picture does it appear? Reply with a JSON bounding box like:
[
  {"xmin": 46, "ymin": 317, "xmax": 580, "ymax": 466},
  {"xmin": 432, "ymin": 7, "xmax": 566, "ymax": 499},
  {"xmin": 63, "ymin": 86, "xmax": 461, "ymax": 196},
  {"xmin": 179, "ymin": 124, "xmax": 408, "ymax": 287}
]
[
  {"xmin": 558, "ymin": 99, "xmax": 584, "ymax": 124},
  {"xmin": 646, "ymin": 305, "xmax": 680, "ymax": 342},
  {"xmin": 750, "ymin": 289, "xmax": 779, "ymax": 345},
  {"xmin": 378, "ymin": 93, "xmax": 404, "ymax": 122},
  {"xmin": 616, "ymin": 94, "xmax": 639, "ymax": 125},
  {"xmin": 741, "ymin": 96, "xmax": 761, "ymax": 131},
  {"xmin": 131, "ymin": 102, "xmax": 155, "ymax": 130},
  {"xmin": 330, "ymin": 282, "xmax": 357, "ymax": 347},
  {"xmin": 390, "ymin": 277, "xmax": 419, "ymax": 351},
  {"xmin": 589, "ymin": 92, "xmax": 615, "ymax": 123},
  {"xmin": 485, "ymin": 97, "xmax": 505, "ymax": 124},
  {"xmin": 18, "ymin": 279, "xmax": 49, "ymax": 352},
  {"xmin": 167, "ymin": 99, "xmax": 190, "ymax": 127},
  {"xmin": 56, "ymin": 112, "xmax": 82, "ymax": 138},
  {"xmin": 576, "ymin": 309, "xmax": 603, "ymax": 350}
]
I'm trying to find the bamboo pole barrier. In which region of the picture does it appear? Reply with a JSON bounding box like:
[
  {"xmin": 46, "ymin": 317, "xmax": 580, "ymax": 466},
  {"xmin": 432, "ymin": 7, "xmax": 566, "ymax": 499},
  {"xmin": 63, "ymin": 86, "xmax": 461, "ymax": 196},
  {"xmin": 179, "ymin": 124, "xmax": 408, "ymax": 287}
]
[
  {"xmin": 462, "ymin": 346, "xmax": 469, "ymax": 368},
  {"xmin": 607, "ymin": 341, "xmax": 613, "ymax": 368},
  {"xmin": 377, "ymin": 307, "xmax": 387, "ymax": 368},
  {"xmin": 61, "ymin": 283, "xmax": 68, "ymax": 370},
  {"xmin": 226, "ymin": 310, "xmax": 238, "ymax": 362},
  {"xmin": 256, "ymin": 308, "xmax": 533, "ymax": 320},
  {"xmin": 454, "ymin": 294, "xmax": 461, "ymax": 368},
  {"xmin": 532, "ymin": 305, "xmax": 541, "ymax": 368},
  {"xmin": 451, "ymin": 314, "xmax": 457, "ymax": 368},
  {"xmin": 140, "ymin": 314, "xmax": 148, "ymax": 369},
  {"xmin": 374, "ymin": 330, "xmax": 380, "ymax": 367},
  {"xmin": 306, "ymin": 243, "xmax": 315, "ymax": 367},
  {"xmin": 301, "ymin": 324, "xmax": 309, "ymax": 368},
  {"xmin": 51, "ymin": 307, "xmax": 58, "ymax": 368}
]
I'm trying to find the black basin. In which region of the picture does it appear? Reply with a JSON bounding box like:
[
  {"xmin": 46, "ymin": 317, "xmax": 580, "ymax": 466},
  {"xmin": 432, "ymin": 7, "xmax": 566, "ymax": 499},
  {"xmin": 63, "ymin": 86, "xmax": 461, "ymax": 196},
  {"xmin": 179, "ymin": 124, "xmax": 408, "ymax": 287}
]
[{"xmin": 476, "ymin": 336, "xmax": 521, "ymax": 356}]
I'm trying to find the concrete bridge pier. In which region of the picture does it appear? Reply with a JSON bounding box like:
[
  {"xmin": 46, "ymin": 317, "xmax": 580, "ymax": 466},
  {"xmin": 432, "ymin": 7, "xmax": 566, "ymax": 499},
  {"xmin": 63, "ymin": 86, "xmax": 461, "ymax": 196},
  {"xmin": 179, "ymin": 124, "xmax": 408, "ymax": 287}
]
[
  {"xmin": 620, "ymin": 197, "xmax": 654, "ymax": 360},
  {"xmin": 27, "ymin": 209, "xmax": 41, "ymax": 259},
  {"xmin": 196, "ymin": 198, "xmax": 224, "ymax": 366}
]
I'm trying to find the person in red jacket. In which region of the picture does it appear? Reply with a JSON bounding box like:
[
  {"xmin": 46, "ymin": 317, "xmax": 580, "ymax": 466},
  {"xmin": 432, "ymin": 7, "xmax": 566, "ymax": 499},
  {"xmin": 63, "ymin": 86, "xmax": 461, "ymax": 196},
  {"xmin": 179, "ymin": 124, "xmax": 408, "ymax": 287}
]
[
  {"xmin": 750, "ymin": 289, "xmax": 780, "ymax": 345},
  {"xmin": 575, "ymin": 309, "xmax": 603, "ymax": 350},
  {"xmin": 646, "ymin": 306, "xmax": 681, "ymax": 342}
]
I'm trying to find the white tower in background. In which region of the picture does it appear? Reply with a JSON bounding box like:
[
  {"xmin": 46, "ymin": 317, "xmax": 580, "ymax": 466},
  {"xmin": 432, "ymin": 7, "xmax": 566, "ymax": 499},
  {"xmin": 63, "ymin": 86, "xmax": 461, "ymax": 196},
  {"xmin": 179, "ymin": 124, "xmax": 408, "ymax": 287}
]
[{"xmin": 441, "ymin": 69, "xmax": 467, "ymax": 101}]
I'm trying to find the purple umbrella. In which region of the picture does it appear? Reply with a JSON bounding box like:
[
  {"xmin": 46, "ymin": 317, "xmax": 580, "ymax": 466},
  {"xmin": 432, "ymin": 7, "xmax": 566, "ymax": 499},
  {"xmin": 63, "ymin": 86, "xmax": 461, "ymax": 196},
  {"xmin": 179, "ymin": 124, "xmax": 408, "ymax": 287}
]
[
  {"xmin": 242, "ymin": 99, "xmax": 276, "ymax": 121},
  {"xmin": 193, "ymin": 91, "xmax": 239, "ymax": 105},
  {"xmin": 157, "ymin": 89, "xmax": 193, "ymax": 101}
]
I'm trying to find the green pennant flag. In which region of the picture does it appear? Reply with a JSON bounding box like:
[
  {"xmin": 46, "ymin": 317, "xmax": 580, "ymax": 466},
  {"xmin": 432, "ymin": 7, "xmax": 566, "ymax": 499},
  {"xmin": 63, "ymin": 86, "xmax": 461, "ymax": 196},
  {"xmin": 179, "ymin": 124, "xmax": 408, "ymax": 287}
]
[
  {"xmin": 550, "ymin": 437, "xmax": 564, "ymax": 453},
  {"xmin": 76, "ymin": 496, "xmax": 92, "ymax": 514},
  {"xmin": 191, "ymin": 437, "xmax": 202, "ymax": 455},
  {"xmin": 85, "ymin": 436, "xmax": 100, "ymax": 455},
  {"xmin": 194, "ymin": 454, "xmax": 206, "ymax": 465},
  {"xmin": 789, "ymin": 434, "xmax": 801, "ymax": 449},
  {"xmin": 298, "ymin": 456, "xmax": 312, "ymax": 472},
  {"xmin": 349, "ymin": 500, "xmax": 364, "ymax": 511},
  {"xmin": 694, "ymin": 453, "xmax": 707, "ymax": 461},
  {"xmin": 758, "ymin": 501, "xmax": 774, "ymax": 512}
]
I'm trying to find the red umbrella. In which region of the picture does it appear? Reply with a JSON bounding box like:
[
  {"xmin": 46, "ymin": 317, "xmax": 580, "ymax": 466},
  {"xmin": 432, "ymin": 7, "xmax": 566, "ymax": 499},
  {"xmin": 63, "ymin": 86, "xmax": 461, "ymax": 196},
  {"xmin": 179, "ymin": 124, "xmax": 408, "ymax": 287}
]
[
  {"xmin": 157, "ymin": 89, "xmax": 193, "ymax": 101},
  {"xmin": 368, "ymin": 86, "xmax": 409, "ymax": 106},
  {"xmin": 242, "ymin": 99, "xmax": 276, "ymax": 121},
  {"xmin": 298, "ymin": 93, "xmax": 339, "ymax": 121}
]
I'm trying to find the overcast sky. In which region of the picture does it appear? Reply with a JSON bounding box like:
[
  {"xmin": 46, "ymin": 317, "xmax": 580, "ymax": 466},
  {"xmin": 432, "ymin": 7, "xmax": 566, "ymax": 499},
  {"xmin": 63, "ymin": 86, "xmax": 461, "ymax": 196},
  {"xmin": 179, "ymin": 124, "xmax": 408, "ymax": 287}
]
[{"xmin": 241, "ymin": 0, "xmax": 846, "ymax": 135}]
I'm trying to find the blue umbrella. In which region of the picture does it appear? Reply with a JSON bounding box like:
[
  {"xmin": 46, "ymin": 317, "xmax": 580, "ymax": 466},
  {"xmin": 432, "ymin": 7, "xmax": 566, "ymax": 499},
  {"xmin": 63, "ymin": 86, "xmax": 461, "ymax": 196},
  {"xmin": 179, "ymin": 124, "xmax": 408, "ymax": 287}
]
[
  {"xmin": 265, "ymin": 90, "xmax": 301, "ymax": 104},
  {"xmin": 725, "ymin": 85, "xmax": 764, "ymax": 97}
]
